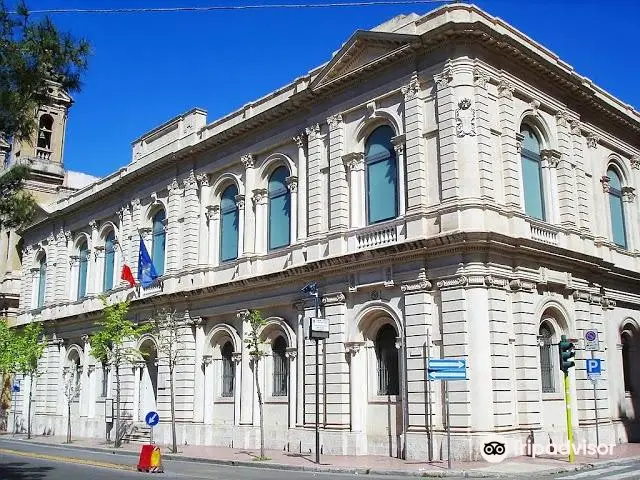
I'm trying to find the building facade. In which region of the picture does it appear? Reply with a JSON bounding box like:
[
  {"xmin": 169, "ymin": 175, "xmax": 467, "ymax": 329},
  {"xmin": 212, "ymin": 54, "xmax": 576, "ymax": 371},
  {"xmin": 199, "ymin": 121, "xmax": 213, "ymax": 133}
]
[{"xmin": 8, "ymin": 3, "xmax": 640, "ymax": 460}]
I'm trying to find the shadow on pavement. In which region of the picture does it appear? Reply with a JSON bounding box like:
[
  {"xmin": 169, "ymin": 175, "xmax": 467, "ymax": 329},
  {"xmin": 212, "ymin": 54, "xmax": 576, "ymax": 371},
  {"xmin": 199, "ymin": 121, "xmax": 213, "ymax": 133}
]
[{"xmin": 0, "ymin": 461, "xmax": 52, "ymax": 479}]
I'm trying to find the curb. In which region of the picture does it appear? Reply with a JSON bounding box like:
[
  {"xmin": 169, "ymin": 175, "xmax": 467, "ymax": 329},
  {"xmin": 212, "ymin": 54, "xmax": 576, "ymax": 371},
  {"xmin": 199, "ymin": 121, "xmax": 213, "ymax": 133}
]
[{"xmin": 5, "ymin": 437, "xmax": 640, "ymax": 478}]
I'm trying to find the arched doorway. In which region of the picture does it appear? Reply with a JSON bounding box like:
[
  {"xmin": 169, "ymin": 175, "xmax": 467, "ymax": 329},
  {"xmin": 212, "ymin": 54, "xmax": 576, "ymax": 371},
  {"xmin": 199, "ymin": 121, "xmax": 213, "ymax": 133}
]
[
  {"xmin": 138, "ymin": 339, "xmax": 158, "ymax": 419},
  {"xmin": 620, "ymin": 322, "xmax": 640, "ymax": 441}
]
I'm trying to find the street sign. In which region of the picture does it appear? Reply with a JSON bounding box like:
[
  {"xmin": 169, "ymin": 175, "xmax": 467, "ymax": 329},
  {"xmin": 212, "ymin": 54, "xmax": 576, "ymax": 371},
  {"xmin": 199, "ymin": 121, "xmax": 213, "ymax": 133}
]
[
  {"xmin": 584, "ymin": 330, "xmax": 599, "ymax": 351},
  {"xmin": 428, "ymin": 358, "xmax": 467, "ymax": 380},
  {"xmin": 12, "ymin": 383, "xmax": 19, "ymax": 393},
  {"xmin": 586, "ymin": 358, "xmax": 602, "ymax": 379},
  {"xmin": 145, "ymin": 411, "xmax": 160, "ymax": 427},
  {"xmin": 309, "ymin": 317, "xmax": 329, "ymax": 340},
  {"xmin": 105, "ymin": 398, "xmax": 113, "ymax": 423}
]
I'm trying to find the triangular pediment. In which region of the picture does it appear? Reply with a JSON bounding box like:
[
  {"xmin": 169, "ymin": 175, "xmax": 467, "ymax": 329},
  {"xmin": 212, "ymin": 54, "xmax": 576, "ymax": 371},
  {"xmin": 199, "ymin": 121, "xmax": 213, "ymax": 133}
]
[{"xmin": 310, "ymin": 30, "xmax": 420, "ymax": 90}]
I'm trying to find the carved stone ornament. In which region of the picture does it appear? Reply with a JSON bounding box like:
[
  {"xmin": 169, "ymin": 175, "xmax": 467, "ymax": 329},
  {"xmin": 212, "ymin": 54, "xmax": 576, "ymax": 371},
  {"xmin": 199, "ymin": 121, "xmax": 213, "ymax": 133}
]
[
  {"xmin": 202, "ymin": 355, "xmax": 213, "ymax": 366},
  {"xmin": 168, "ymin": 178, "xmax": 181, "ymax": 194},
  {"xmin": 327, "ymin": 114, "xmax": 343, "ymax": 130},
  {"xmin": 541, "ymin": 149, "xmax": 562, "ymax": 168},
  {"xmin": 366, "ymin": 101, "xmax": 377, "ymax": 118},
  {"xmin": 183, "ymin": 170, "xmax": 198, "ymax": 190},
  {"xmin": 436, "ymin": 276, "xmax": 468, "ymax": 289},
  {"xmin": 508, "ymin": 279, "xmax": 537, "ymax": 292},
  {"xmin": 285, "ymin": 175, "xmax": 298, "ymax": 192},
  {"xmin": 321, "ymin": 292, "xmax": 346, "ymax": 305},
  {"xmin": 305, "ymin": 123, "xmax": 321, "ymax": 141},
  {"xmin": 473, "ymin": 68, "xmax": 490, "ymax": 89},
  {"xmin": 241, "ymin": 153, "xmax": 254, "ymax": 169},
  {"xmin": 196, "ymin": 173, "xmax": 210, "ymax": 187},
  {"xmin": 570, "ymin": 121, "xmax": 581, "ymax": 136},
  {"xmin": 285, "ymin": 347, "xmax": 297, "ymax": 359},
  {"xmin": 293, "ymin": 134, "xmax": 305, "ymax": 149},
  {"xmin": 529, "ymin": 99, "xmax": 541, "ymax": 117},
  {"xmin": 252, "ymin": 188, "xmax": 268, "ymax": 206},
  {"xmin": 600, "ymin": 175, "xmax": 611, "ymax": 193},
  {"xmin": 232, "ymin": 352, "xmax": 242, "ymax": 363},
  {"xmin": 622, "ymin": 186, "xmax": 636, "ymax": 203},
  {"xmin": 344, "ymin": 341, "xmax": 364, "ymax": 356},
  {"xmin": 400, "ymin": 280, "xmax": 432, "ymax": 292},
  {"xmin": 56, "ymin": 228, "xmax": 66, "ymax": 242},
  {"xmin": 237, "ymin": 309, "xmax": 250, "ymax": 321},
  {"xmin": 433, "ymin": 67, "xmax": 453, "ymax": 89},
  {"xmin": 205, "ymin": 205, "xmax": 220, "ymax": 221},
  {"xmin": 455, "ymin": 98, "xmax": 476, "ymax": 137},
  {"xmin": 88, "ymin": 220, "xmax": 98, "ymax": 231},
  {"xmin": 187, "ymin": 316, "xmax": 204, "ymax": 328},
  {"xmin": 515, "ymin": 132, "xmax": 525, "ymax": 154},
  {"xmin": 586, "ymin": 132, "xmax": 600, "ymax": 149},
  {"xmin": 234, "ymin": 194, "xmax": 246, "ymax": 210},
  {"xmin": 401, "ymin": 77, "xmax": 421, "ymax": 101},
  {"xmin": 497, "ymin": 79, "xmax": 515, "ymax": 99},
  {"xmin": 131, "ymin": 198, "xmax": 141, "ymax": 209},
  {"xmin": 342, "ymin": 152, "xmax": 365, "ymax": 171},
  {"xmin": 556, "ymin": 109, "xmax": 569, "ymax": 127},
  {"xmin": 630, "ymin": 155, "xmax": 640, "ymax": 170},
  {"xmin": 391, "ymin": 135, "xmax": 406, "ymax": 157}
]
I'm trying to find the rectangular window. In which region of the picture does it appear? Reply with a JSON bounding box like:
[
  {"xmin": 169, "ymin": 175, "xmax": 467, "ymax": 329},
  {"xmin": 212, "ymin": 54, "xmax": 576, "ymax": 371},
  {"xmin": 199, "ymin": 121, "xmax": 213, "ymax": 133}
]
[
  {"xmin": 222, "ymin": 358, "xmax": 234, "ymax": 397},
  {"xmin": 103, "ymin": 251, "xmax": 114, "ymax": 291},
  {"xmin": 268, "ymin": 195, "xmax": 290, "ymax": 250},
  {"xmin": 152, "ymin": 233, "xmax": 166, "ymax": 276},
  {"xmin": 77, "ymin": 260, "xmax": 88, "ymax": 300},
  {"xmin": 367, "ymin": 158, "xmax": 398, "ymax": 224},
  {"xmin": 540, "ymin": 343, "xmax": 555, "ymax": 393},
  {"xmin": 220, "ymin": 211, "xmax": 239, "ymax": 262},
  {"xmin": 522, "ymin": 156, "xmax": 545, "ymax": 221},
  {"xmin": 37, "ymin": 272, "xmax": 46, "ymax": 308},
  {"xmin": 273, "ymin": 355, "xmax": 288, "ymax": 396},
  {"xmin": 609, "ymin": 196, "xmax": 627, "ymax": 248},
  {"xmin": 101, "ymin": 364, "xmax": 109, "ymax": 397}
]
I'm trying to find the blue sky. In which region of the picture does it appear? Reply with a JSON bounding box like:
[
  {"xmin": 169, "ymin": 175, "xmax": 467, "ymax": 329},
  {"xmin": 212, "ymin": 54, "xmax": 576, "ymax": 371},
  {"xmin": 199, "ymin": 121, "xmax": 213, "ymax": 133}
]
[{"xmin": 19, "ymin": 0, "xmax": 640, "ymax": 177}]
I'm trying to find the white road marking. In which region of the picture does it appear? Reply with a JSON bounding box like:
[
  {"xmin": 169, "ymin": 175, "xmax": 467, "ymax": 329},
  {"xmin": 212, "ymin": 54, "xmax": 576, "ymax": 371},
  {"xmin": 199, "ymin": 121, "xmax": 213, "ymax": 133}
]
[{"xmin": 558, "ymin": 466, "xmax": 629, "ymax": 479}]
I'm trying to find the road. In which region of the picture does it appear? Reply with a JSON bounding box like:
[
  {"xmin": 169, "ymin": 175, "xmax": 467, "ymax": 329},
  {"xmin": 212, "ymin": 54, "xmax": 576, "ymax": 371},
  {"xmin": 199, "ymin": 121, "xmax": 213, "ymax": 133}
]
[{"xmin": 1, "ymin": 437, "xmax": 639, "ymax": 479}]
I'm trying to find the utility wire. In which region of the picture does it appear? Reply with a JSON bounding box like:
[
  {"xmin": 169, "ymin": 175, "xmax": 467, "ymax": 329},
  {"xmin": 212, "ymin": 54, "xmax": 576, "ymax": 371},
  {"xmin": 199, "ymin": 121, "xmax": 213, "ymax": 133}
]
[{"xmin": 13, "ymin": 1, "xmax": 453, "ymax": 15}]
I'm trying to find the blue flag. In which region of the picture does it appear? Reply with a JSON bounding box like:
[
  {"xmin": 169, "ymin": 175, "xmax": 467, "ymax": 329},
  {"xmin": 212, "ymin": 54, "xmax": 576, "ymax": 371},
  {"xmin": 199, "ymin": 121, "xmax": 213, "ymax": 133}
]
[{"xmin": 138, "ymin": 236, "xmax": 159, "ymax": 288}]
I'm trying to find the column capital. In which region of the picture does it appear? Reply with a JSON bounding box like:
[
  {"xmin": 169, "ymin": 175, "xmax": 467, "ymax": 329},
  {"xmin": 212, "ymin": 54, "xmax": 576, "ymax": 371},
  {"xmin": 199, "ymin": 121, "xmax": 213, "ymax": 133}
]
[
  {"xmin": 586, "ymin": 132, "xmax": 600, "ymax": 149},
  {"xmin": 305, "ymin": 123, "xmax": 322, "ymax": 140},
  {"xmin": 555, "ymin": 108, "xmax": 570, "ymax": 127},
  {"xmin": 168, "ymin": 178, "xmax": 182, "ymax": 195},
  {"xmin": 473, "ymin": 67, "xmax": 490, "ymax": 89},
  {"xmin": 344, "ymin": 341, "xmax": 364, "ymax": 356},
  {"xmin": 232, "ymin": 352, "xmax": 242, "ymax": 363},
  {"xmin": 327, "ymin": 114, "xmax": 343, "ymax": 130},
  {"xmin": 497, "ymin": 79, "xmax": 515, "ymax": 99},
  {"xmin": 630, "ymin": 155, "xmax": 640, "ymax": 170},
  {"xmin": 252, "ymin": 188, "xmax": 268, "ymax": 206},
  {"xmin": 293, "ymin": 134, "xmax": 306, "ymax": 148},
  {"xmin": 541, "ymin": 149, "xmax": 562, "ymax": 168},
  {"xmin": 391, "ymin": 134, "xmax": 406, "ymax": 156},
  {"xmin": 433, "ymin": 66, "xmax": 453, "ymax": 89},
  {"xmin": 600, "ymin": 175, "xmax": 611, "ymax": 193},
  {"xmin": 285, "ymin": 347, "xmax": 297, "ymax": 360},
  {"xmin": 202, "ymin": 355, "xmax": 213, "ymax": 366},
  {"xmin": 285, "ymin": 175, "xmax": 298, "ymax": 192},
  {"xmin": 622, "ymin": 186, "xmax": 636, "ymax": 203},
  {"xmin": 237, "ymin": 309, "xmax": 250, "ymax": 321},
  {"xmin": 187, "ymin": 316, "xmax": 204, "ymax": 327},
  {"xmin": 241, "ymin": 153, "xmax": 254, "ymax": 169},
  {"xmin": 401, "ymin": 76, "xmax": 421, "ymax": 101},
  {"xmin": 206, "ymin": 205, "xmax": 220, "ymax": 221},
  {"xmin": 342, "ymin": 152, "xmax": 364, "ymax": 171},
  {"xmin": 234, "ymin": 194, "xmax": 246, "ymax": 210},
  {"xmin": 88, "ymin": 220, "xmax": 98, "ymax": 231},
  {"xmin": 196, "ymin": 172, "xmax": 210, "ymax": 187}
]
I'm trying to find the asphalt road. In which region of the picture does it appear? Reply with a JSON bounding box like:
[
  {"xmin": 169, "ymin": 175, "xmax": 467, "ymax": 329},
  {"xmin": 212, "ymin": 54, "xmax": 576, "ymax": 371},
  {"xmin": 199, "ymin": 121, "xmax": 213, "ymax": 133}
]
[{"xmin": 547, "ymin": 462, "xmax": 640, "ymax": 480}]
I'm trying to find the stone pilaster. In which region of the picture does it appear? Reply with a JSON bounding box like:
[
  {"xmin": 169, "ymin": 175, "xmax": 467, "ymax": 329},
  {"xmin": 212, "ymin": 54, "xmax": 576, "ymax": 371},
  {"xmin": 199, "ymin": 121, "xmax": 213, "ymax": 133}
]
[
  {"xmin": 197, "ymin": 174, "xmax": 210, "ymax": 266},
  {"xmin": 44, "ymin": 233, "xmax": 56, "ymax": 304},
  {"xmin": 54, "ymin": 229, "xmax": 68, "ymax": 301},
  {"xmin": 569, "ymin": 121, "xmax": 590, "ymax": 232},
  {"xmin": 497, "ymin": 78, "xmax": 520, "ymax": 208},
  {"xmin": 327, "ymin": 114, "xmax": 348, "ymax": 230},
  {"xmin": 343, "ymin": 152, "xmax": 365, "ymax": 228},
  {"xmin": 306, "ymin": 124, "xmax": 327, "ymax": 236},
  {"xmin": 402, "ymin": 74, "xmax": 428, "ymax": 209},
  {"xmin": 166, "ymin": 179, "xmax": 183, "ymax": 274},
  {"xmin": 174, "ymin": 315, "xmax": 197, "ymax": 422},
  {"xmin": 238, "ymin": 310, "xmax": 254, "ymax": 425},
  {"xmin": 191, "ymin": 316, "xmax": 205, "ymax": 423},
  {"xmin": 321, "ymin": 292, "xmax": 348, "ymax": 428},
  {"xmin": 474, "ymin": 67, "xmax": 494, "ymax": 199},
  {"xmin": 294, "ymin": 134, "xmax": 308, "ymax": 240},
  {"xmin": 130, "ymin": 198, "xmax": 142, "ymax": 279},
  {"xmin": 182, "ymin": 171, "xmax": 200, "ymax": 269},
  {"xmin": 555, "ymin": 112, "xmax": 577, "ymax": 227},
  {"xmin": 241, "ymin": 154, "xmax": 256, "ymax": 255},
  {"xmin": 434, "ymin": 66, "xmax": 459, "ymax": 200}
]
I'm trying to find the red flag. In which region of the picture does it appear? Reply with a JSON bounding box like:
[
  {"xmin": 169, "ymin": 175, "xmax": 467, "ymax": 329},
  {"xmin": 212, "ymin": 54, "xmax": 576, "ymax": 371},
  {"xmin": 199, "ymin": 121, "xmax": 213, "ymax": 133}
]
[{"xmin": 121, "ymin": 264, "xmax": 136, "ymax": 287}]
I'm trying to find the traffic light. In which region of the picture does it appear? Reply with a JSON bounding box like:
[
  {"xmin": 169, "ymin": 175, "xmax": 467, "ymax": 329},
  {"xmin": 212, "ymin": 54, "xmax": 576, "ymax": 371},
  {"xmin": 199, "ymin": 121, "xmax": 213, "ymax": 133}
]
[{"xmin": 559, "ymin": 334, "xmax": 575, "ymax": 373}]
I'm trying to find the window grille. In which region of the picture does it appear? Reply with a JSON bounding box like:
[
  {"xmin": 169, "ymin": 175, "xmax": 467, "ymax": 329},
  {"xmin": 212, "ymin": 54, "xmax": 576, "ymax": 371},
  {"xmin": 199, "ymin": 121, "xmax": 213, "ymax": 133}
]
[
  {"xmin": 221, "ymin": 342, "xmax": 235, "ymax": 397},
  {"xmin": 375, "ymin": 324, "xmax": 399, "ymax": 395},
  {"xmin": 272, "ymin": 336, "xmax": 288, "ymax": 396}
]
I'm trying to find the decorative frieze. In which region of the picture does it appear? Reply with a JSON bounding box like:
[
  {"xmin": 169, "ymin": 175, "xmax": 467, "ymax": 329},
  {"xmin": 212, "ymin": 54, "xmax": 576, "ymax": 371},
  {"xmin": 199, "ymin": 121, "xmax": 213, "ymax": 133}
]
[
  {"xmin": 586, "ymin": 132, "xmax": 600, "ymax": 149},
  {"xmin": 601, "ymin": 297, "xmax": 616, "ymax": 310},
  {"xmin": 433, "ymin": 66, "xmax": 453, "ymax": 89},
  {"xmin": 572, "ymin": 290, "xmax": 592, "ymax": 303},
  {"xmin": 436, "ymin": 275, "xmax": 468, "ymax": 289},
  {"xmin": 473, "ymin": 67, "xmax": 490, "ymax": 89},
  {"xmin": 321, "ymin": 292, "xmax": 345, "ymax": 305},
  {"xmin": 400, "ymin": 280, "xmax": 432, "ymax": 292},
  {"xmin": 241, "ymin": 154, "xmax": 254, "ymax": 169},
  {"xmin": 509, "ymin": 279, "xmax": 537, "ymax": 292},
  {"xmin": 455, "ymin": 98, "xmax": 476, "ymax": 137}
]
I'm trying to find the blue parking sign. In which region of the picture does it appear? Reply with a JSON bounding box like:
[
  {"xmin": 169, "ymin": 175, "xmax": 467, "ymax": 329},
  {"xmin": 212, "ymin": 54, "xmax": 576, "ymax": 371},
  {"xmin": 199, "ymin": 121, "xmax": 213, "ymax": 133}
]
[{"xmin": 586, "ymin": 358, "xmax": 602, "ymax": 378}]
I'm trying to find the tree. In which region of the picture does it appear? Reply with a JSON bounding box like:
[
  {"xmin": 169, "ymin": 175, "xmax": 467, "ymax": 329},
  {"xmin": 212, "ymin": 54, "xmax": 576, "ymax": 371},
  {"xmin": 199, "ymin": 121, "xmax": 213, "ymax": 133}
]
[
  {"xmin": 0, "ymin": 164, "xmax": 37, "ymax": 229},
  {"xmin": 151, "ymin": 309, "xmax": 188, "ymax": 453},
  {"xmin": 14, "ymin": 321, "xmax": 45, "ymax": 439},
  {"xmin": 90, "ymin": 299, "xmax": 150, "ymax": 448},
  {"xmin": 244, "ymin": 310, "xmax": 268, "ymax": 460},
  {"xmin": 0, "ymin": 1, "xmax": 89, "ymax": 141},
  {"xmin": 62, "ymin": 366, "xmax": 80, "ymax": 443},
  {"xmin": 0, "ymin": 320, "xmax": 17, "ymax": 431}
]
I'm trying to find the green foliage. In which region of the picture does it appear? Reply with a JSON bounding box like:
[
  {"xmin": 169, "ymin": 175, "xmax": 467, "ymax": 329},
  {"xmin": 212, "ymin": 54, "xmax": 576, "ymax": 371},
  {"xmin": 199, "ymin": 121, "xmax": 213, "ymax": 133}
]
[
  {"xmin": 0, "ymin": 0, "xmax": 90, "ymax": 140},
  {"xmin": 243, "ymin": 310, "xmax": 267, "ymax": 359},
  {"xmin": 0, "ymin": 319, "xmax": 17, "ymax": 375},
  {"xmin": 0, "ymin": 164, "xmax": 37, "ymax": 229},
  {"xmin": 14, "ymin": 321, "xmax": 44, "ymax": 376},
  {"xmin": 90, "ymin": 298, "xmax": 151, "ymax": 366}
]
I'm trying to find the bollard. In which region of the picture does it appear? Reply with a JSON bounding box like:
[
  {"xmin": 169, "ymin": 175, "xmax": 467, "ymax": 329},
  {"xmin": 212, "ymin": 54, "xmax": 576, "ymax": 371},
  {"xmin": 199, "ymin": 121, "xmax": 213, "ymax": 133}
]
[{"xmin": 137, "ymin": 444, "xmax": 164, "ymax": 473}]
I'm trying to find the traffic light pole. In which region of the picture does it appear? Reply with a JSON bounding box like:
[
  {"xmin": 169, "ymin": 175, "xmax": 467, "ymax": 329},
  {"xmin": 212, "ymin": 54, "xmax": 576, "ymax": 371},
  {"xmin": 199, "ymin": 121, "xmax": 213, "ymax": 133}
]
[
  {"xmin": 563, "ymin": 371, "xmax": 574, "ymax": 463},
  {"xmin": 560, "ymin": 335, "xmax": 575, "ymax": 464}
]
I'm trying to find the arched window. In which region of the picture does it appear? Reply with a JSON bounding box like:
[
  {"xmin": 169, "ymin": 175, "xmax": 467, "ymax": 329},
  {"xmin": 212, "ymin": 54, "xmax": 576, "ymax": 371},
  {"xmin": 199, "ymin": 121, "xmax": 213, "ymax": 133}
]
[
  {"xmin": 221, "ymin": 342, "xmax": 235, "ymax": 397},
  {"xmin": 365, "ymin": 126, "xmax": 398, "ymax": 224},
  {"xmin": 621, "ymin": 328, "xmax": 635, "ymax": 393},
  {"xmin": 151, "ymin": 210, "xmax": 166, "ymax": 276},
  {"xmin": 103, "ymin": 231, "xmax": 116, "ymax": 292},
  {"xmin": 272, "ymin": 336, "xmax": 288, "ymax": 396},
  {"xmin": 268, "ymin": 166, "xmax": 291, "ymax": 250},
  {"xmin": 539, "ymin": 322, "xmax": 555, "ymax": 393},
  {"xmin": 37, "ymin": 114, "xmax": 53, "ymax": 152},
  {"xmin": 77, "ymin": 240, "xmax": 89, "ymax": 300},
  {"xmin": 101, "ymin": 362, "xmax": 109, "ymax": 398},
  {"xmin": 375, "ymin": 324, "xmax": 399, "ymax": 395},
  {"xmin": 520, "ymin": 125, "xmax": 545, "ymax": 221},
  {"xmin": 220, "ymin": 184, "xmax": 239, "ymax": 262},
  {"xmin": 35, "ymin": 254, "xmax": 46, "ymax": 308},
  {"xmin": 607, "ymin": 168, "xmax": 627, "ymax": 248}
]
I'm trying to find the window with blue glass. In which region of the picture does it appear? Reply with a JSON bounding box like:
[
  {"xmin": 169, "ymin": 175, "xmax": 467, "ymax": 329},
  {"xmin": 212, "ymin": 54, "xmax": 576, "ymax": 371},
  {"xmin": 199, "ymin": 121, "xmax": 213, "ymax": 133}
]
[
  {"xmin": 520, "ymin": 125, "xmax": 546, "ymax": 221},
  {"xmin": 220, "ymin": 184, "xmax": 239, "ymax": 262},
  {"xmin": 77, "ymin": 240, "xmax": 89, "ymax": 300},
  {"xmin": 152, "ymin": 210, "xmax": 166, "ymax": 275},
  {"xmin": 607, "ymin": 168, "xmax": 627, "ymax": 248},
  {"xmin": 365, "ymin": 125, "xmax": 398, "ymax": 224},
  {"xmin": 103, "ymin": 231, "xmax": 116, "ymax": 292},
  {"xmin": 36, "ymin": 254, "xmax": 46, "ymax": 308},
  {"xmin": 268, "ymin": 166, "xmax": 291, "ymax": 250}
]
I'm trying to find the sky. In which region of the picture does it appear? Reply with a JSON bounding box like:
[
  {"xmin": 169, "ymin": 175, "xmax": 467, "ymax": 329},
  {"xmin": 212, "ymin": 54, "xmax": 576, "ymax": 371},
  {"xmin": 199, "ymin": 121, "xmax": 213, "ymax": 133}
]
[{"xmin": 15, "ymin": 0, "xmax": 640, "ymax": 178}]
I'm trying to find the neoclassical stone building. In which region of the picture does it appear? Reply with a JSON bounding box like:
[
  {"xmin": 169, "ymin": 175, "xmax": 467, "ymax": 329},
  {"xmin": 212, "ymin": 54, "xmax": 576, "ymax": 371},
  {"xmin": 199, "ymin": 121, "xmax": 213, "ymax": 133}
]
[{"xmin": 9, "ymin": 3, "xmax": 640, "ymax": 460}]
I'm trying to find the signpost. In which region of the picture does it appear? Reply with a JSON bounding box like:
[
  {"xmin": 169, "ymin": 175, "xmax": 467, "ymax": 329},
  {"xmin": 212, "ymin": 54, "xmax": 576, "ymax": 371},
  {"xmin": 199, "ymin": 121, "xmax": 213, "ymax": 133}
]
[
  {"xmin": 584, "ymin": 330, "xmax": 599, "ymax": 351},
  {"xmin": 427, "ymin": 358, "xmax": 467, "ymax": 469},
  {"xmin": 105, "ymin": 398, "xmax": 114, "ymax": 442},
  {"xmin": 12, "ymin": 380, "xmax": 20, "ymax": 436},
  {"xmin": 145, "ymin": 411, "xmax": 159, "ymax": 444},
  {"xmin": 586, "ymin": 350, "xmax": 602, "ymax": 458}
]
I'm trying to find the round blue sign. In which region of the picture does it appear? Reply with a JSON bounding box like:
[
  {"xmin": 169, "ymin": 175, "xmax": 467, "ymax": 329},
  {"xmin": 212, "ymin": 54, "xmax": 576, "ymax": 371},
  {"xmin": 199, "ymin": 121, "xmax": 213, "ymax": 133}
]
[
  {"xmin": 585, "ymin": 330, "xmax": 597, "ymax": 342},
  {"xmin": 145, "ymin": 411, "xmax": 159, "ymax": 427}
]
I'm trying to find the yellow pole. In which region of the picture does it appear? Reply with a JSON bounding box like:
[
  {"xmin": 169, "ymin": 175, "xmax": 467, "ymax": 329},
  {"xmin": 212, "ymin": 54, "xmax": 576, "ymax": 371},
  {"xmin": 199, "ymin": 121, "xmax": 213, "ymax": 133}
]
[{"xmin": 564, "ymin": 372, "xmax": 575, "ymax": 463}]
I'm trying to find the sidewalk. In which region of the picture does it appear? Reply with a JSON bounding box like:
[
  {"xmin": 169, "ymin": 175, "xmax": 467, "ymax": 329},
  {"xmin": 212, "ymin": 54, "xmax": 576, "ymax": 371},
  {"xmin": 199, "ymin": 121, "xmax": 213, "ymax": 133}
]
[{"xmin": 8, "ymin": 434, "xmax": 640, "ymax": 478}]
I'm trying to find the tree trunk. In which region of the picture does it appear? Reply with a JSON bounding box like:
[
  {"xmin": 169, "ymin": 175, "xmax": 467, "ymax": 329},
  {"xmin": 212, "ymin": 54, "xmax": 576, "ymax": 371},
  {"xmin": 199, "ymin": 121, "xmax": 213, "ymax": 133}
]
[
  {"xmin": 115, "ymin": 364, "xmax": 121, "ymax": 448},
  {"xmin": 27, "ymin": 375, "xmax": 33, "ymax": 439},
  {"xmin": 66, "ymin": 398, "xmax": 71, "ymax": 443},
  {"xmin": 254, "ymin": 360, "xmax": 264, "ymax": 459},
  {"xmin": 170, "ymin": 363, "xmax": 177, "ymax": 454}
]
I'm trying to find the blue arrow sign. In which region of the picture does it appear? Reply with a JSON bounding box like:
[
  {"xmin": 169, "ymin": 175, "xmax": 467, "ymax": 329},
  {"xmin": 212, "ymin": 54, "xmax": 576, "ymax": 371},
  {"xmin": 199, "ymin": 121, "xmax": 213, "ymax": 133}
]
[
  {"xmin": 428, "ymin": 359, "xmax": 466, "ymax": 371},
  {"xmin": 145, "ymin": 411, "xmax": 159, "ymax": 427},
  {"xmin": 428, "ymin": 370, "xmax": 467, "ymax": 380},
  {"xmin": 12, "ymin": 384, "xmax": 20, "ymax": 393}
]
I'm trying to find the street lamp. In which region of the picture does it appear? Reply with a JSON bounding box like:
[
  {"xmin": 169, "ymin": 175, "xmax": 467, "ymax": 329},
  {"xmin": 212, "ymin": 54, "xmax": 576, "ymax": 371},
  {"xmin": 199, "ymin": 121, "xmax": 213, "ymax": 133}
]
[{"xmin": 301, "ymin": 281, "xmax": 325, "ymax": 465}]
